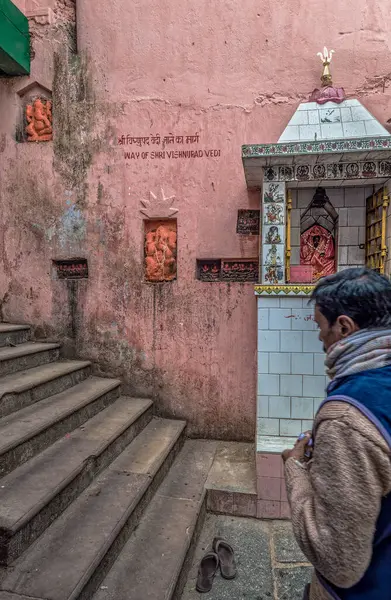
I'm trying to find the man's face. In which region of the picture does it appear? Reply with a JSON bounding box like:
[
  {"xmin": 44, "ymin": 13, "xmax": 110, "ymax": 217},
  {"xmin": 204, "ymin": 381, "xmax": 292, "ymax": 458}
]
[{"xmin": 314, "ymin": 305, "xmax": 359, "ymax": 353}]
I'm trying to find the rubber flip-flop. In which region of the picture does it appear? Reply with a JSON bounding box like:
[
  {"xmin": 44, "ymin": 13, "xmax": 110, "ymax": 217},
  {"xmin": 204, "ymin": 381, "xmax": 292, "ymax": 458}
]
[
  {"xmin": 213, "ymin": 537, "xmax": 237, "ymax": 579},
  {"xmin": 196, "ymin": 551, "xmax": 220, "ymax": 593}
]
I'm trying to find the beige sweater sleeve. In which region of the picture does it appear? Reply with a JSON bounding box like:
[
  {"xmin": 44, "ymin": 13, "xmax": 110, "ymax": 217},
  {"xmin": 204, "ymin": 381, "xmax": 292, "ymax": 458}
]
[{"xmin": 284, "ymin": 404, "xmax": 391, "ymax": 589}]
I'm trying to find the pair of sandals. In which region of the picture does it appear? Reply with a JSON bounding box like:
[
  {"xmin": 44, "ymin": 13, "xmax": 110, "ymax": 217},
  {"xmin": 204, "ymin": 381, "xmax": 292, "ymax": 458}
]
[{"xmin": 196, "ymin": 537, "xmax": 236, "ymax": 593}]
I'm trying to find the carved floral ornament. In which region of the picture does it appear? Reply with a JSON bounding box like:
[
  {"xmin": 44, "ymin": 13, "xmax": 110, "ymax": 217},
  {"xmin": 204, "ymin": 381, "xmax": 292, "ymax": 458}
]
[{"xmin": 25, "ymin": 98, "xmax": 52, "ymax": 142}]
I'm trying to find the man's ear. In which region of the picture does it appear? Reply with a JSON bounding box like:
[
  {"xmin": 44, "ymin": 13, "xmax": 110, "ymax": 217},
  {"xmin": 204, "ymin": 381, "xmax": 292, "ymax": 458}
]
[{"xmin": 336, "ymin": 315, "xmax": 359, "ymax": 338}]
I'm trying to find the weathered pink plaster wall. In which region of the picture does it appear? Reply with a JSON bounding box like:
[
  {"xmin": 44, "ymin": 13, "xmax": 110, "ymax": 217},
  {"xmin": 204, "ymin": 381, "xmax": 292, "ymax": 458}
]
[{"xmin": 1, "ymin": 0, "xmax": 391, "ymax": 439}]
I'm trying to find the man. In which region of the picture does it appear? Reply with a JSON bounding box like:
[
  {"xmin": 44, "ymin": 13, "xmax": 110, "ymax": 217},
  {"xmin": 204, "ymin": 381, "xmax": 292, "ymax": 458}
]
[{"xmin": 282, "ymin": 267, "xmax": 391, "ymax": 600}]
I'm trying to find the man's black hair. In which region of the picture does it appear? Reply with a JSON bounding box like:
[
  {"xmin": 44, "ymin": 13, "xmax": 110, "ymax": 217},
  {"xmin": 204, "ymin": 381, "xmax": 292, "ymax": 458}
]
[{"xmin": 310, "ymin": 267, "xmax": 391, "ymax": 328}]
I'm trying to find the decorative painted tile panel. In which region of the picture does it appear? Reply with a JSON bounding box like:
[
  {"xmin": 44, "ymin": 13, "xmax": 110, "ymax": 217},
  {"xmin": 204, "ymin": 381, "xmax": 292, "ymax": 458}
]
[
  {"xmin": 242, "ymin": 137, "xmax": 391, "ymax": 159},
  {"xmin": 261, "ymin": 179, "xmax": 286, "ymax": 284},
  {"xmin": 257, "ymin": 160, "xmax": 391, "ymax": 183}
]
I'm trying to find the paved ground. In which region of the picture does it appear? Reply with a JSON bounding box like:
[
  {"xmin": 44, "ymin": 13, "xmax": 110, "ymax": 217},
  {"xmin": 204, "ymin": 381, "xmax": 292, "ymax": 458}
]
[{"xmin": 181, "ymin": 516, "xmax": 312, "ymax": 600}]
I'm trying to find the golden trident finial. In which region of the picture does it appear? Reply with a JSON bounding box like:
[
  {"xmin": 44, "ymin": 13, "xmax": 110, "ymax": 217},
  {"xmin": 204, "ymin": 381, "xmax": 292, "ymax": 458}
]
[{"xmin": 317, "ymin": 47, "xmax": 335, "ymax": 87}]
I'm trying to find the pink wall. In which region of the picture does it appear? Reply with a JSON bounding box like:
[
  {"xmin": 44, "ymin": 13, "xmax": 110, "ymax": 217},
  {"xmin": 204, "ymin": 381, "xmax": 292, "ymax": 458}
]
[{"xmin": 1, "ymin": 0, "xmax": 391, "ymax": 438}]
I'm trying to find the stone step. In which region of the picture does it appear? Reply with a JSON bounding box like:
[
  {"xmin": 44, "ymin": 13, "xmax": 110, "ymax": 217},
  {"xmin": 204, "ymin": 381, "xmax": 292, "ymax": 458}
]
[
  {"xmin": 93, "ymin": 440, "xmax": 218, "ymax": 600},
  {"xmin": 0, "ymin": 418, "xmax": 187, "ymax": 600},
  {"xmin": 0, "ymin": 396, "xmax": 153, "ymax": 565},
  {"xmin": 205, "ymin": 442, "xmax": 257, "ymax": 518},
  {"xmin": 0, "ymin": 376, "xmax": 121, "ymax": 478},
  {"xmin": 0, "ymin": 342, "xmax": 60, "ymax": 377},
  {"xmin": 0, "ymin": 360, "xmax": 92, "ymax": 419},
  {"xmin": 0, "ymin": 324, "xmax": 30, "ymax": 348}
]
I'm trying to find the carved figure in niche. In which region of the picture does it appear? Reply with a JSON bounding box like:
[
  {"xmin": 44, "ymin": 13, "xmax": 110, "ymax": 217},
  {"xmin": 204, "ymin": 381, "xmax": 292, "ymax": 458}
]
[
  {"xmin": 265, "ymin": 245, "xmax": 282, "ymax": 266},
  {"xmin": 264, "ymin": 203, "xmax": 283, "ymax": 225},
  {"xmin": 264, "ymin": 182, "xmax": 284, "ymax": 203},
  {"xmin": 265, "ymin": 226, "xmax": 282, "ymax": 244},
  {"xmin": 300, "ymin": 224, "xmax": 335, "ymax": 282},
  {"xmin": 145, "ymin": 220, "xmax": 177, "ymax": 282},
  {"xmin": 26, "ymin": 98, "xmax": 53, "ymax": 142}
]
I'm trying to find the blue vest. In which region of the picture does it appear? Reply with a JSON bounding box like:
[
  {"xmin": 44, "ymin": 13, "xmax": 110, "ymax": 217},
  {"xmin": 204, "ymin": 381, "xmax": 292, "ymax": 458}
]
[{"xmin": 317, "ymin": 365, "xmax": 391, "ymax": 600}]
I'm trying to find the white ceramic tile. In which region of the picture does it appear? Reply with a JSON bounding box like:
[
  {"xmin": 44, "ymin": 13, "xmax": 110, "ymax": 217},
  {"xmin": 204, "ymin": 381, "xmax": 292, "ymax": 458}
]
[
  {"xmin": 288, "ymin": 111, "xmax": 309, "ymax": 126},
  {"xmin": 280, "ymin": 374, "xmax": 302, "ymax": 397},
  {"xmin": 339, "ymin": 226, "xmax": 359, "ymax": 245},
  {"xmin": 347, "ymin": 207, "xmax": 365, "ymax": 227},
  {"xmin": 313, "ymin": 353, "xmax": 326, "ymax": 376},
  {"xmin": 269, "ymin": 352, "xmax": 291, "ymax": 375},
  {"xmin": 279, "ymin": 125, "xmax": 300, "ymax": 142},
  {"xmin": 258, "ymin": 352, "xmax": 269, "ymax": 374},
  {"xmin": 320, "ymin": 107, "xmax": 341, "ymax": 124},
  {"xmin": 258, "ymin": 297, "xmax": 280, "ymax": 308},
  {"xmin": 302, "ymin": 420, "xmax": 314, "ymax": 432},
  {"xmin": 280, "ymin": 419, "xmax": 301, "ymax": 437},
  {"xmin": 262, "ymin": 265, "xmax": 285, "ymax": 285},
  {"xmin": 303, "ymin": 331, "xmax": 323, "ymax": 353},
  {"xmin": 291, "ymin": 309, "xmax": 317, "ymax": 331},
  {"xmin": 364, "ymin": 119, "xmax": 389, "ymax": 136},
  {"xmin": 257, "ymin": 309, "xmax": 269, "ymax": 330},
  {"xmin": 342, "ymin": 121, "xmax": 366, "ymax": 138},
  {"xmin": 344, "ymin": 188, "xmax": 365, "ymax": 207},
  {"xmin": 269, "ymin": 309, "xmax": 292, "ymax": 330},
  {"xmin": 291, "ymin": 397, "xmax": 314, "ymax": 419},
  {"xmin": 291, "ymin": 353, "xmax": 314, "ymax": 375},
  {"xmin": 279, "ymin": 297, "xmax": 303, "ymax": 309},
  {"xmin": 263, "ymin": 224, "xmax": 285, "ymax": 245},
  {"xmin": 280, "ymin": 330, "xmax": 303, "ymax": 352},
  {"xmin": 299, "ymin": 125, "xmax": 321, "ymax": 141},
  {"xmin": 340, "ymin": 107, "xmax": 352, "ymax": 121},
  {"xmin": 303, "ymin": 375, "xmax": 326, "ymax": 397},
  {"xmin": 308, "ymin": 110, "xmax": 320, "ymax": 125},
  {"xmin": 291, "ymin": 227, "xmax": 300, "ymax": 247},
  {"xmin": 351, "ymin": 105, "xmax": 372, "ymax": 121},
  {"xmin": 269, "ymin": 396, "xmax": 291, "ymax": 418},
  {"xmin": 291, "ymin": 247, "xmax": 300, "ymax": 265},
  {"xmin": 338, "ymin": 208, "xmax": 348, "ymax": 227},
  {"xmin": 327, "ymin": 188, "xmax": 345, "ymax": 208},
  {"xmin": 358, "ymin": 226, "xmax": 366, "ymax": 245},
  {"xmin": 257, "ymin": 395, "xmax": 269, "ymax": 417},
  {"xmin": 258, "ymin": 374, "xmax": 280, "ymax": 396},
  {"xmin": 338, "ymin": 246, "xmax": 348, "ymax": 265},
  {"xmin": 298, "ymin": 102, "xmax": 319, "ymax": 111},
  {"xmin": 258, "ymin": 418, "xmax": 280, "ymax": 436},
  {"xmin": 343, "ymin": 99, "xmax": 360, "ymax": 107},
  {"xmin": 320, "ymin": 123, "xmax": 344, "ymax": 139},
  {"xmin": 257, "ymin": 435, "xmax": 297, "ymax": 453},
  {"xmin": 291, "ymin": 210, "xmax": 301, "ymax": 229},
  {"xmin": 348, "ymin": 245, "xmax": 366, "ymax": 265},
  {"xmin": 258, "ymin": 330, "xmax": 280, "ymax": 352}
]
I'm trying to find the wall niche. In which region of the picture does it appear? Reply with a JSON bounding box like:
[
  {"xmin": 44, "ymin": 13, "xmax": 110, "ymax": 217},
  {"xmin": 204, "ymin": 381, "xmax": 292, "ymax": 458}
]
[{"xmin": 144, "ymin": 219, "xmax": 177, "ymax": 282}]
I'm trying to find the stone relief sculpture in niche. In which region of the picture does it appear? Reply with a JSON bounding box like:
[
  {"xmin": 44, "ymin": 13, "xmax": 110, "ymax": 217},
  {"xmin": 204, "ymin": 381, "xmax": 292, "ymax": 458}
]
[
  {"xmin": 25, "ymin": 98, "xmax": 53, "ymax": 142},
  {"xmin": 144, "ymin": 220, "xmax": 177, "ymax": 282},
  {"xmin": 300, "ymin": 187, "xmax": 337, "ymax": 282}
]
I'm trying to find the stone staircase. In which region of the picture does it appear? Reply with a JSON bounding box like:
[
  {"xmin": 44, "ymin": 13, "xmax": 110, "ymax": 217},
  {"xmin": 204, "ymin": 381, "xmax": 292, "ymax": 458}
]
[{"xmin": 0, "ymin": 323, "xmax": 219, "ymax": 600}]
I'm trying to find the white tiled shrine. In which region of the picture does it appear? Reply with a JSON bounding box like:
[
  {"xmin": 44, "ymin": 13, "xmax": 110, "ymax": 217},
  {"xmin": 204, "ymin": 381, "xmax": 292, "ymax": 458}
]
[{"xmin": 278, "ymin": 98, "xmax": 390, "ymax": 143}]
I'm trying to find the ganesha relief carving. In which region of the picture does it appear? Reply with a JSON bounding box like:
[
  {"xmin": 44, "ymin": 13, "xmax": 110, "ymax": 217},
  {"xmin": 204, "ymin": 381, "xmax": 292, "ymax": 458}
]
[
  {"xmin": 144, "ymin": 220, "xmax": 177, "ymax": 282},
  {"xmin": 25, "ymin": 98, "xmax": 52, "ymax": 142}
]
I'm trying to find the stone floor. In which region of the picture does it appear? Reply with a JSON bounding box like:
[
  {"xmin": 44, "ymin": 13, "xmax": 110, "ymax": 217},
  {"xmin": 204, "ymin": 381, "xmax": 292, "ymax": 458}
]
[{"xmin": 181, "ymin": 515, "xmax": 312, "ymax": 600}]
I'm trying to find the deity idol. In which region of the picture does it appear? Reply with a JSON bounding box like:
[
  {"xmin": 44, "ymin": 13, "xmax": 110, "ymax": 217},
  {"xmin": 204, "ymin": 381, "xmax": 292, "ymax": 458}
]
[{"xmin": 300, "ymin": 224, "xmax": 335, "ymax": 281}]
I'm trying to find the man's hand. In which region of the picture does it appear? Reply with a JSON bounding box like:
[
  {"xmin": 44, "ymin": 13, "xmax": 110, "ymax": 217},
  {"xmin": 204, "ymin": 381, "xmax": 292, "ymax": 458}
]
[{"xmin": 282, "ymin": 431, "xmax": 312, "ymax": 463}]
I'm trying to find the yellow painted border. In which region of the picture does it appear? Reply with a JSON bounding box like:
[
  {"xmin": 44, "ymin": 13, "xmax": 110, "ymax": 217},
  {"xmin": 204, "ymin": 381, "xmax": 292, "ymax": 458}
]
[{"xmin": 254, "ymin": 284, "xmax": 315, "ymax": 295}]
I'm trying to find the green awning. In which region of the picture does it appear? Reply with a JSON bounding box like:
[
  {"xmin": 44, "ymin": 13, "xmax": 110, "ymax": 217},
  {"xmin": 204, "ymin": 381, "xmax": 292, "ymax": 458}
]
[{"xmin": 0, "ymin": 0, "xmax": 30, "ymax": 75}]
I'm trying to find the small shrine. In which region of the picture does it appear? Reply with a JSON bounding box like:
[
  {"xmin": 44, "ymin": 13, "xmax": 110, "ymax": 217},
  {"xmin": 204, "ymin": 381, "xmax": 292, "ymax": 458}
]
[{"xmin": 243, "ymin": 49, "xmax": 391, "ymax": 515}]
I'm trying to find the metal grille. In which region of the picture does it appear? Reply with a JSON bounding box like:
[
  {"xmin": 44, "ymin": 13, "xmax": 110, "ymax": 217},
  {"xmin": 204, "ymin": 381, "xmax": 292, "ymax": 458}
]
[{"xmin": 365, "ymin": 188, "xmax": 389, "ymax": 274}]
